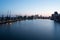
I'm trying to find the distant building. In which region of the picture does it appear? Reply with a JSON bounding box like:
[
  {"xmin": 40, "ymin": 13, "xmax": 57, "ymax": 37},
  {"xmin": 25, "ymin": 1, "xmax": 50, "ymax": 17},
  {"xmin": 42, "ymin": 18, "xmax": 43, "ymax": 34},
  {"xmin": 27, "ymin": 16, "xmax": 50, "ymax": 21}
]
[
  {"xmin": 51, "ymin": 11, "xmax": 60, "ymax": 21},
  {"xmin": 34, "ymin": 15, "xmax": 39, "ymax": 19}
]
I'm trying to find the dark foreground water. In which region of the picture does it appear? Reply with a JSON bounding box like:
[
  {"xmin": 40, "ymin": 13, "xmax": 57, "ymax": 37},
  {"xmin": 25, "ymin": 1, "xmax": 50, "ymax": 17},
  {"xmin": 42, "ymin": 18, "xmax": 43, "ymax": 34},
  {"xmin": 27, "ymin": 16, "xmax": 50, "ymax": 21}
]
[{"xmin": 0, "ymin": 19, "xmax": 60, "ymax": 40}]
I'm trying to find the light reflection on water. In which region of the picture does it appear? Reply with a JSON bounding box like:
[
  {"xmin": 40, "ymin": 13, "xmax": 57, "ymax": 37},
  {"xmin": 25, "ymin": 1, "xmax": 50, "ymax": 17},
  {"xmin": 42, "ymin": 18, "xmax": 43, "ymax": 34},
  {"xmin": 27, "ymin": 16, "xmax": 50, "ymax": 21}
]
[{"xmin": 0, "ymin": 19, "xmax": 60, "ymax": 40}]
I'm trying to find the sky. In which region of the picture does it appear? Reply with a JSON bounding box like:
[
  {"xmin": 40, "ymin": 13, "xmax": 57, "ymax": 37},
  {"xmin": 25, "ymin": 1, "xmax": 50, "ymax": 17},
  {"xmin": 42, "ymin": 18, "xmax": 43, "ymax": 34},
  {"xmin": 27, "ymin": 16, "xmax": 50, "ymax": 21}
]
[{"xmin": 0, "ymin": 0, "xmax": 60, "ymax": 16}]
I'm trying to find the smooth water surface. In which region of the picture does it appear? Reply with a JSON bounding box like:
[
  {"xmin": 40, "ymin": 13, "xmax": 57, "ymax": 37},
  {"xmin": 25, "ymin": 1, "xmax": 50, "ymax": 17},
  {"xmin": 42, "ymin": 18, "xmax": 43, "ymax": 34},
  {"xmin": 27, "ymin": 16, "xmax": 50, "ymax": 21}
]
[{"xmin": 0, "ymin": 19, "xmax": 60, "ymax": 40}]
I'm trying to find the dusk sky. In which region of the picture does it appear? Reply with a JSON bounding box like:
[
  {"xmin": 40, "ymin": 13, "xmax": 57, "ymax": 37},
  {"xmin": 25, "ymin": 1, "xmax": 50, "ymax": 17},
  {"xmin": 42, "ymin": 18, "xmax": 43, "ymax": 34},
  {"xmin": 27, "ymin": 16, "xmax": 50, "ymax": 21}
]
[{"xmin": 0, "ymin": 0, "xmax": 60, "ymax": 16}]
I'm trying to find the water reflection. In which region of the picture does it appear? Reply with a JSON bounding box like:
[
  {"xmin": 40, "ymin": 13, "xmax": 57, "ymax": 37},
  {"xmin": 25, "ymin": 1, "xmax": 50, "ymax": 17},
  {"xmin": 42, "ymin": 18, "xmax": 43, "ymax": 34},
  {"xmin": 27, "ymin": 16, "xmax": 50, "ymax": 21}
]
[
  {"xmin": 54, "ymin": 21, "xmax": 60, "ymax": 39},
  {"xmin": 0, "ymin": 19, "xmax": 60, "ymax": 40}
]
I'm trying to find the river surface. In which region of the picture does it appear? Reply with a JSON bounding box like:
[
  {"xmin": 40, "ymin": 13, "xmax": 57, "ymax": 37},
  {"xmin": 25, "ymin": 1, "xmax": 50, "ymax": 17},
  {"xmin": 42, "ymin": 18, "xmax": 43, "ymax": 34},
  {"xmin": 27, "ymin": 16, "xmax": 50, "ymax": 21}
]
[{"xmin": 0, "ymin": 19, "xmax": 60, "ymax": 40}]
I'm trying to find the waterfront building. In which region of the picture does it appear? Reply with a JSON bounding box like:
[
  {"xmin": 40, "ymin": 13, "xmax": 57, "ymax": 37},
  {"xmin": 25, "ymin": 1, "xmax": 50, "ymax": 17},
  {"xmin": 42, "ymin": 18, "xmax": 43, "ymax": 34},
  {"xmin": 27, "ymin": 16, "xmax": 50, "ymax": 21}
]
[{"xmin": 51, "ymin": 11, "xmax": 60, "ymax": 21}]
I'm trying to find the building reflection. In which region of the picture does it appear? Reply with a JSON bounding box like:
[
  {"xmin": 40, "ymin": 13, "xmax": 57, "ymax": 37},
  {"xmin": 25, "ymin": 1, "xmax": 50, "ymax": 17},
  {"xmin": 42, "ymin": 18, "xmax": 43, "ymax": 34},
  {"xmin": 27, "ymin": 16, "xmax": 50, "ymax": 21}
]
[{"xmin": 54, "ymin": 21, "xmax": 60, "ymax": 39}]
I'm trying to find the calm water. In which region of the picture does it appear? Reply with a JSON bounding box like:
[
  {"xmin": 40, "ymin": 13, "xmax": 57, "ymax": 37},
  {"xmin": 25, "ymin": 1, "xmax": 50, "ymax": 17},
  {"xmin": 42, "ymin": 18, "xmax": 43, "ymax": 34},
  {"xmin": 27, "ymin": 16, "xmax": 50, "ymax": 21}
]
[{"xmin": 0, "ymin": 19, "xmax": 60, "ymax": 40}]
